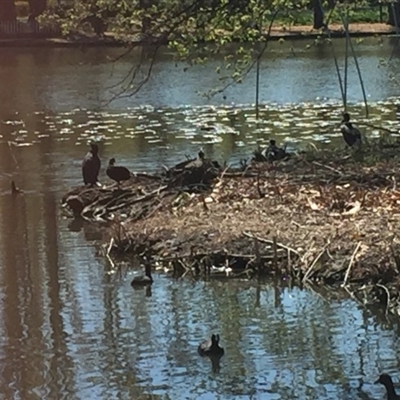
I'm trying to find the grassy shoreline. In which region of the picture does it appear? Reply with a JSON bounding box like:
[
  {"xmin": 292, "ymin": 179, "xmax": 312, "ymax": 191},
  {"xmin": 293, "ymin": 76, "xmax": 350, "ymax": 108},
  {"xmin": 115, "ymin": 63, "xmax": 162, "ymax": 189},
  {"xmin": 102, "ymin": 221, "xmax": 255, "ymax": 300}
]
[{"xmin": 0, "ymin": 22, "xmax": 398, "ymax": 48}]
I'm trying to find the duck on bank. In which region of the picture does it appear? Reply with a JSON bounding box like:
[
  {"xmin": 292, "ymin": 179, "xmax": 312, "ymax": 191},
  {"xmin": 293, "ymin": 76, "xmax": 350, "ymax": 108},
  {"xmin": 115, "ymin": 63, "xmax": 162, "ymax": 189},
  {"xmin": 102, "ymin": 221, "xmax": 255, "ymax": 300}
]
[
  {"xmin": 184, "ymin": 150, "xmax": 205, "ymax": 169},
  {"xmin": 340, "ymin": 112, "xmax": 362, "ymax": 148},
  {"xmin": 264, "ymin": 139, "xmax": 288, "ymax": 160},
  {"xmin": 106, "ymin": 158, "xmax": 132, "ymax": 186},
  {"xmin": 252, "ymin": 139, "xmax": 288, "ymax": 162}
]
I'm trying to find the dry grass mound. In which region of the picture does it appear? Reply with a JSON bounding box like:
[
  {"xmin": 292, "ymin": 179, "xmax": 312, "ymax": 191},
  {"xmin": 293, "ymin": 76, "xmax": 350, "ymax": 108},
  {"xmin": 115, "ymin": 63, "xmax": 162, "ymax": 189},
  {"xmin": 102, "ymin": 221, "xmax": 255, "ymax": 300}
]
[{"xmin": 63, "ymin": 146, "xmax": 400, "ymax": 314}]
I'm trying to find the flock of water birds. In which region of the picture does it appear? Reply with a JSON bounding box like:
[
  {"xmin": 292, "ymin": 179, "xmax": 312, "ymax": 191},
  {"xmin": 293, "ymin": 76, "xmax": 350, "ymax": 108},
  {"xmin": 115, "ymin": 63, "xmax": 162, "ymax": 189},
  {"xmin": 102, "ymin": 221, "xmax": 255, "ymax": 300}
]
[
  {"xmin": 80, "ymin": 111, "xmax": 362, "ymax": 187},
  {"xmin": 9, "ymin": 112, "xmax": 361, "ymax": 194},
  {"xmin": 79, "ymin": 112, "xmax": 398, "ymax": 393},
  {"xmin": 82, "ymin": 143, "xmax": 132, "ymax": 187},
  {"xmin": 81, "ymin": 144, "xmax": 228, "ymax": 367}
]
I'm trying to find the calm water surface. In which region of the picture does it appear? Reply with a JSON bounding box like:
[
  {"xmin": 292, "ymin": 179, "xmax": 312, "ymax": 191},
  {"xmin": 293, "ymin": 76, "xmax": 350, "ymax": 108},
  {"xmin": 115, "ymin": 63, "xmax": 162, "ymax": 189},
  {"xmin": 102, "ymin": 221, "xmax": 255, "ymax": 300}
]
[{"xmin": 1, "ymin": 37, "xmax": 400, "ymax": 399}]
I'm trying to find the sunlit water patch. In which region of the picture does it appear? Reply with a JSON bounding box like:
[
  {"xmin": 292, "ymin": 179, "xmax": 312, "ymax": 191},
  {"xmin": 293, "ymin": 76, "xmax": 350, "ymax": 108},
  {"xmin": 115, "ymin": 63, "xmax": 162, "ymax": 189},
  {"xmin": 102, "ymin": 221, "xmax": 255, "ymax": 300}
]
[
  {"xmin": 1, "ymin": 40, "xmax": 400, "ymax": 399},
  {"xmin": 1, "ymin": 100, "xmax": 400, "ymax": 179}
]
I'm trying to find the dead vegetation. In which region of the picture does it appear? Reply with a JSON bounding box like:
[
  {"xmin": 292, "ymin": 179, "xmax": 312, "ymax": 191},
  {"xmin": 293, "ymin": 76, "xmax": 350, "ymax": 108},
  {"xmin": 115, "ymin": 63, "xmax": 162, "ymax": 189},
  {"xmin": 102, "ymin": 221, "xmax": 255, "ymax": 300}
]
[{"xmin": 62, "ymin": 144, "xmax": 400, "ymax": 315}]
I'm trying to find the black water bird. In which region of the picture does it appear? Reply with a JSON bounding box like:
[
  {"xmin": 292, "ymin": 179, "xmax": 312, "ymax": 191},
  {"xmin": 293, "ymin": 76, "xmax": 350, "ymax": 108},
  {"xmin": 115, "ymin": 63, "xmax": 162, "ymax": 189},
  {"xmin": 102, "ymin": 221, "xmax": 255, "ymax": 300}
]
[
  {"xmin": 375, "ymin": 373, "xmax": 400, "ymax": 400},
  {"xmin": 106, "ymin": 158, "xmax": 131, "ymax": 185},
  {"xmin": 198, "ymin": 334, "xmax": 224, "ymax": 358},
  {"xmin": 340, "ymin": 112, "xmax": 362, "ymax": 147},
  {"xmin": 264, "ymin": 139, "xmax": 287, "ymax": 160},
  {"xmin": 131, "ymin": 263, "xmax": 153, "ymax": 287},
  {"xmin": 82, "ymin": 143, "xmax": 101, "ymax": 186}
]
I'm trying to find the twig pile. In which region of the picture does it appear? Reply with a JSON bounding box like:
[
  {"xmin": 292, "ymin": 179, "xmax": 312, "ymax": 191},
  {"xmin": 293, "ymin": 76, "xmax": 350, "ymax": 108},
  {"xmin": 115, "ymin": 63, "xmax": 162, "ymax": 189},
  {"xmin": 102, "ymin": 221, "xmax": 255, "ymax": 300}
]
[{"xmin": 63, "ymin": 148, "xmax": 400, "ymax": 314}]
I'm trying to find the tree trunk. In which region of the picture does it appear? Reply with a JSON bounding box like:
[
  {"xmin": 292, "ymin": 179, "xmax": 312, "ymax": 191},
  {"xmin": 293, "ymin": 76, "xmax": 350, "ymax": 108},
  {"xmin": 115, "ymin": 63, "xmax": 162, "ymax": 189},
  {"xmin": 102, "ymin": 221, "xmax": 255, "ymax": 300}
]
[
  {"xmin": 28, "ymin": 0, "xmax": 46, "ymax": 17},
  {"xmin": 327, "ymin": 0, "xmax": 335, "ymax": 8},
  {"xmin": 313, "ymin": 0, "xmax": 324, "ymax": 29},
  {"xmin": 388, "ymin": 1, "xmax": 400, "ymax": 27},
  {"xmin": 0, "ymin": 0, "xmax": 16, "ymax": 22}
]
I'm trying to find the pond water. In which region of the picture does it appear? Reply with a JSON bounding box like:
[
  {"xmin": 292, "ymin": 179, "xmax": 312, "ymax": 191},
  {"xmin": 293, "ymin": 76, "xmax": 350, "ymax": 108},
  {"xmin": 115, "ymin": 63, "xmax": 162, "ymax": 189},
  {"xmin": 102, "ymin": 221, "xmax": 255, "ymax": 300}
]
[{"xmin": 1, "ymin": 37, "xmax": 400, "ymax": 399}]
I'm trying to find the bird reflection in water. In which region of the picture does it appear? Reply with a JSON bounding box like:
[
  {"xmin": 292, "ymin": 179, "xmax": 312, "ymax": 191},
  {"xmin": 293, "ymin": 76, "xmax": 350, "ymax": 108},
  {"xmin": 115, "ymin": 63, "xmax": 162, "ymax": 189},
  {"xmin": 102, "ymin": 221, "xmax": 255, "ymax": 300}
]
[
  {"xmin": 198, "ymin": 334, "xmax": 224, "ymax": 373},
  {"xmin": 208, "ymin": 354, "xmax": 223, "ymax": 373},
  {"xmin": 145, "ymin": 285, "xmax": 152, "ymax": 297},
  {"xmin": 67, "ymin": 217, "xmax": 104, "ymax": 241}
]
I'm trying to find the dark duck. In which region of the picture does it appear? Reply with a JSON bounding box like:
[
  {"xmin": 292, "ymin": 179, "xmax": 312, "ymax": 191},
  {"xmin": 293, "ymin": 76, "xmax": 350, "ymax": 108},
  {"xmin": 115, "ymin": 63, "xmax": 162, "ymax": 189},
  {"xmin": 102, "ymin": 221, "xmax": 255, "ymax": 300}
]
[
  {"xmin": 264, "ymin": 139, "xmax": 287, "ymax": 160},
  {"xmin": 185, "ymin": 150, "xmax": 221, "ymax": 170},
  {"xmin": 106, "ymin": 158, "xmax": 131, "ymax": 186},
  {"xmin": 340, "ymin": 112, "xmax": 362, "ymax": 147},
  {"xmin": 375, "ymin": 373, "xmax": 400, "ymax": 400},
  {"xmin": 82, "ymin": 143, "xmax": 101, "ymax": 186},
  {"xmin": 131, "ymin": 263, "xmax": 153, "ymax": 287},
  {"xmin": 198, "ymin": 334, "xmax": 224, "ymax": 358}
]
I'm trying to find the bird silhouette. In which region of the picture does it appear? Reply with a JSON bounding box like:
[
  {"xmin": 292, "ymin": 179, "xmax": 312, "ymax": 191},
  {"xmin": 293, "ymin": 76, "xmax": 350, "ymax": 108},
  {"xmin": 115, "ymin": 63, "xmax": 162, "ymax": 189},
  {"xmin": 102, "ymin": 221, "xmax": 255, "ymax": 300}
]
[{"xmin": 82, "ymin": 143, "xmax": 101, "ymax": 186}]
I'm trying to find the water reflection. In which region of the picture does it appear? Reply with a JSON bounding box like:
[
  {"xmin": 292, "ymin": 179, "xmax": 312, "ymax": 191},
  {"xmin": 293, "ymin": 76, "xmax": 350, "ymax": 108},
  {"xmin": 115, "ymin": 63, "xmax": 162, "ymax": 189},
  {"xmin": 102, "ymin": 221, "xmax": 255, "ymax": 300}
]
[
  {"xmin": 2, "ymin": 181, "xmax": 400, "ymax": 399},
  {"xmin": 2, "ymin": 37, "xmax": 400, "ymax": 110},
  {"xmin": 1, "ymin": 38, "xmax": 400, "ymax": 399}
]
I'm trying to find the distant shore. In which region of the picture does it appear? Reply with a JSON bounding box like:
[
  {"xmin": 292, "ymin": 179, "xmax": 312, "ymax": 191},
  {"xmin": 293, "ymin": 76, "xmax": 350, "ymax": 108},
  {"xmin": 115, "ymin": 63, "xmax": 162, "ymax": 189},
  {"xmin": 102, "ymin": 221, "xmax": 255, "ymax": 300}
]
[{"xmin": 0, "ymin": 22, "xmax": 398, "ymax": 48}]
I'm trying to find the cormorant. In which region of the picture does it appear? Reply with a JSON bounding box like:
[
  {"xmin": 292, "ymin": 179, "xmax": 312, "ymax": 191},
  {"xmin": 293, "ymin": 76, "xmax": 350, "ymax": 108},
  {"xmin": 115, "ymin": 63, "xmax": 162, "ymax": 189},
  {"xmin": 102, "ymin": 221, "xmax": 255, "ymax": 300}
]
[
  {"xmin": 340, "ymin": 112, "xmax": 362, "ymax": 147},
  {"xmin": 106, "ymin": 158, "xmax": 131, "ymax": 185},
  {"xmin": 82, "ymin": 143, "xmax": 101, "ymax": 186}
]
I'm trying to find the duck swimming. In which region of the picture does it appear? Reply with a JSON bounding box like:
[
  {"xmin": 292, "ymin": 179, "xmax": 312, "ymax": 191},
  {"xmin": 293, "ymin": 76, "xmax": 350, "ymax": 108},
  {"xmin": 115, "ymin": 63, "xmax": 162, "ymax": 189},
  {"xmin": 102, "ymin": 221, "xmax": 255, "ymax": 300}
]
[
  {"xmin": 198, "ymin": 334, "xmax": 224, "ymax": 357},
  {"xmin": 106, "ymin": 158, "xmax": 131, "ymax": 186},
  {"xmin": 375, "ymin": 373, "xmax": 400, "ymax": 400},
  {"xmin": 131, "ymin": 263, "xmax": 153, "ymax": 287},
  {"xmin": 82, "ymin": 143, "xmax": 101, "ymax": 186},
  {"xmin": 340, "ymin": 112, "xmax": 362, "ymax": 147}
]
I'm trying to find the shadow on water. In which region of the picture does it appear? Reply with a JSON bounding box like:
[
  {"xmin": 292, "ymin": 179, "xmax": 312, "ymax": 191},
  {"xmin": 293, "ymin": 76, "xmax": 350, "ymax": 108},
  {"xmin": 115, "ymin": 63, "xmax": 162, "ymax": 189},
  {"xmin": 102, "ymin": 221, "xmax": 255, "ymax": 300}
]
[
  {"xmin": 1, "ymin": 37, "xmax": 400, "ymax": 399},
  {"xmin": 67, "ymin": 216, "xmax": 105, "ymax": 241}
]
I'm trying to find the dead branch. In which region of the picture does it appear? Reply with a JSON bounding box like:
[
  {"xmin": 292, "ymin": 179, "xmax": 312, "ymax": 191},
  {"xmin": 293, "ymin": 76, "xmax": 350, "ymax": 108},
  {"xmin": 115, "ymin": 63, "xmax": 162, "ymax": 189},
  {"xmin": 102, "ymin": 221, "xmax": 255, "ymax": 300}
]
[{"xmin": 341, "ymin": 241, "xmax": 362, "ymax": 287}]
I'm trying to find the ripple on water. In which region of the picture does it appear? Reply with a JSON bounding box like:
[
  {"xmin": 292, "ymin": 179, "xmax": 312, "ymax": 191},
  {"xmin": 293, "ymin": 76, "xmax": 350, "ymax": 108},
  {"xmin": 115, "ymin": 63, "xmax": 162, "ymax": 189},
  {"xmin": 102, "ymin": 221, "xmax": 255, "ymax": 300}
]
[{"xmin": 28, "ymin": 100, "xmax": 389, "ymax": 165}]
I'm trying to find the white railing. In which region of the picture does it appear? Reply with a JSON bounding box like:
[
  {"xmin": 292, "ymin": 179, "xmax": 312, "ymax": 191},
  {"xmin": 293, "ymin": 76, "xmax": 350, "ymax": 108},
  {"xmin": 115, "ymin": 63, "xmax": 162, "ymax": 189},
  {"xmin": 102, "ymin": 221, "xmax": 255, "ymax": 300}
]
[{"xmin": 0, "ymin": 20, "xmax": 61, "ymax": 38}]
